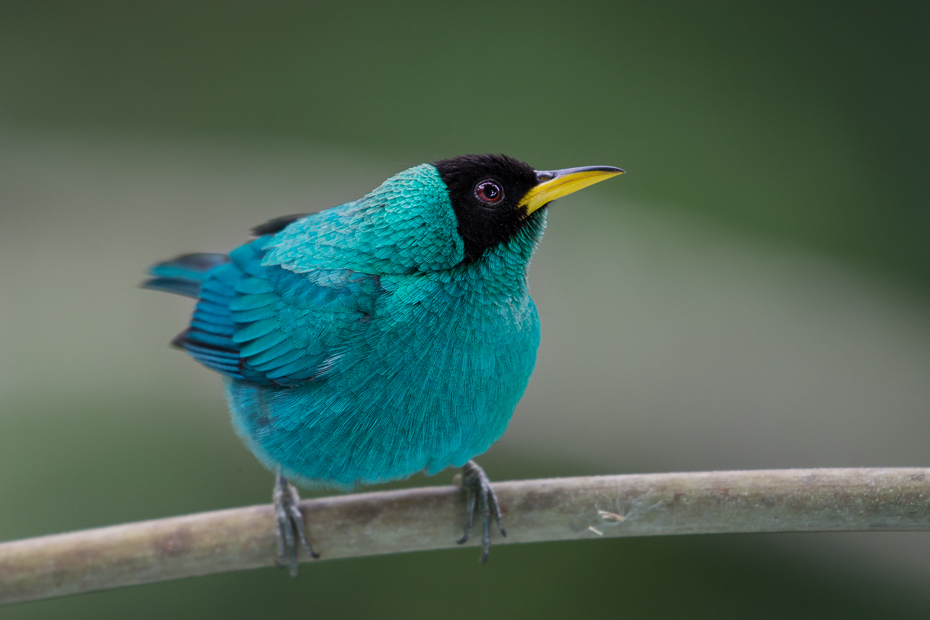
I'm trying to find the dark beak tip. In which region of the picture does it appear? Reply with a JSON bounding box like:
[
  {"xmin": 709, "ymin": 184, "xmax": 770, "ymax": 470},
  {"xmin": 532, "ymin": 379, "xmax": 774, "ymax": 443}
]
[{"xmin": 535, "ymin": 165, "xmax": 625, "ymax": 181}]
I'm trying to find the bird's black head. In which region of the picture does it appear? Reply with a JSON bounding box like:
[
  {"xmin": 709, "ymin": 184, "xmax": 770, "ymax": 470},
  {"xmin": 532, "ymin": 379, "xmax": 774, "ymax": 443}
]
[
  {"xmin": 434, "ymin": 154, "xmax": 540, "ymax": 263},
  {"xmin": 434, "ymin": 153, "xmax": 625, "ymax": 264}
]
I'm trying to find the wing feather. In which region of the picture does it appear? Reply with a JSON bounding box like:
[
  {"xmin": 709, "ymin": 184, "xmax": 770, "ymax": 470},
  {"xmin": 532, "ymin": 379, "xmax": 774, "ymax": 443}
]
[{"xmin": 176, "ymin": 237, "xmax": 382, "ymax": 387}]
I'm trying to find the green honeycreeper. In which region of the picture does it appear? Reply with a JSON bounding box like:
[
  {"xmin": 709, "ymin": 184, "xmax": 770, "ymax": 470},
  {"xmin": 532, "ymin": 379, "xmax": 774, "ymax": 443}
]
[{"xmin": 145, "ymin": 154, "xmax": 623, "ymax": 575}]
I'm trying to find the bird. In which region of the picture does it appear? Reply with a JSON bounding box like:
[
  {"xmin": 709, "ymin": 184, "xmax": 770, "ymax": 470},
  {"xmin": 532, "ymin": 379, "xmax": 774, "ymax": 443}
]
[{"xmin": 144, "ymin": 154, "xmax": 623, "ymax": 575}]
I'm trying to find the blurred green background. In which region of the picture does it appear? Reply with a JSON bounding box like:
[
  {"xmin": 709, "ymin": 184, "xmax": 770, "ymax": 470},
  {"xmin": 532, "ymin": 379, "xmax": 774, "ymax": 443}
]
[{"xmin": 2, "ymin": 1, "xmax": 930, "ymax": 617}]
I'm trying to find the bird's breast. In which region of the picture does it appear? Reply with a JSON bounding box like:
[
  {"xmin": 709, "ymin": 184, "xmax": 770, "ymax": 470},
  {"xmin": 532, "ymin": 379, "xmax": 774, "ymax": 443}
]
[{"xmin": 372, "ymin": 269, "xmax": 538, "ymax": 367}]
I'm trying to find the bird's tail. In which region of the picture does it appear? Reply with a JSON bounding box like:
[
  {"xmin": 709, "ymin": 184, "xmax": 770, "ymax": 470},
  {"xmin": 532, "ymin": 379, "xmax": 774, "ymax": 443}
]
[{"xmin": 142, "ymin": 253, "xmax": 230, "ymax": 298}]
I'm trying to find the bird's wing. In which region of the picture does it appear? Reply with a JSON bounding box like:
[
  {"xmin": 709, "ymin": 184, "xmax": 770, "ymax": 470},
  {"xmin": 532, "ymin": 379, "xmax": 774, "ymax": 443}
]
[{"xmin": 179, "ymin": 236, "xmax": 383, "ymax": 387}]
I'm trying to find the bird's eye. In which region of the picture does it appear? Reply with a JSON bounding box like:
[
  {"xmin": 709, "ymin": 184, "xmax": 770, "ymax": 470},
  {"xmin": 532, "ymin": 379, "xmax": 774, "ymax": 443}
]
[{"xmin": 474, "ymin": 180, "xmax": 504, "ymax": 205}]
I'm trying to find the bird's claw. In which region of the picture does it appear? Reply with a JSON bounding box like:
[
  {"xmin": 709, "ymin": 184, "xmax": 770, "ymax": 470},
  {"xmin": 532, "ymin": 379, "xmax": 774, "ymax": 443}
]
[
  {"xmin": 274, "ymin": 474, "xmax": 319, "ymax": 577},
  {"xmin": 457, "ymin": 460, "xmax": 505, "ymax": 563}
]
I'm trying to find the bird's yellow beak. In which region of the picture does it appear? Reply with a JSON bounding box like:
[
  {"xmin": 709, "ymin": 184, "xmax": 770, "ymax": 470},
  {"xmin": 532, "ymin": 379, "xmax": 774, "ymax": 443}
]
[{"xmin": 519, "ymin": 165, "xmax": 624, "ymax": 215}]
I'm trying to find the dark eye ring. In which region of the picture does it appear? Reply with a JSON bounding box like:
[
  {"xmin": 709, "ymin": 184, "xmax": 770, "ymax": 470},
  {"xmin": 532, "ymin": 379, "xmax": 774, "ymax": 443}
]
[{"xmin": 474, "ymin": 180, "xmax": 504, "ymax": 205}]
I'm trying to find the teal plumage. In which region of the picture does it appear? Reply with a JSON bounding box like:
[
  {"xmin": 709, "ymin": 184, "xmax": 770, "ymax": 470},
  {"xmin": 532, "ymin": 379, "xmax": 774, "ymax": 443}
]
[{"xmin": 145, "ymin": 154, "xmax": 622, "ymax": 570}]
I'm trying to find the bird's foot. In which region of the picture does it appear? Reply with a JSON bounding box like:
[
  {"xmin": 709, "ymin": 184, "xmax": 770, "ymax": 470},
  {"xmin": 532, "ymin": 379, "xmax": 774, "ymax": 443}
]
[
  {"xmin": 456, "ymin": 460, "xmax": 506, "ymax": 563},
  {"xmin": 273, "ymin": 474, "xmax": 319, "ymax": 577}
]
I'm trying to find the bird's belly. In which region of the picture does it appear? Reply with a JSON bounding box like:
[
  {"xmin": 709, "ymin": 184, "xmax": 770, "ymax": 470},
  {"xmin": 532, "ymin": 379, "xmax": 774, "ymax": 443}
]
[{"xmin": 225, "ymin": 301, "xmax": 540, "ymax": 487}]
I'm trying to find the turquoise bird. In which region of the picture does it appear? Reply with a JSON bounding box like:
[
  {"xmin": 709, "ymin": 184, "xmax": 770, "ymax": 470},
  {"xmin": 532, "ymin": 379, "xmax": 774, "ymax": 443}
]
[{"xmin": 145, "ymin": 154, "xmax": 623, "ymax": 575}]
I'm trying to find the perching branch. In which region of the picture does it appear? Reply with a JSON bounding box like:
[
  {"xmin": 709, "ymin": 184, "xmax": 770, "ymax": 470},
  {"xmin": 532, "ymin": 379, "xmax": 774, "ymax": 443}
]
[{"xmin": 2, "ymin": 467, "xmax": 929, "ymax": 605}]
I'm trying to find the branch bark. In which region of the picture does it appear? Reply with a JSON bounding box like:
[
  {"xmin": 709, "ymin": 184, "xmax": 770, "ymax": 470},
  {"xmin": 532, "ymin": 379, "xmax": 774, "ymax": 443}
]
[{"xmin": 2, "ymin": 467, "xmax": 929, "ymax": 605}]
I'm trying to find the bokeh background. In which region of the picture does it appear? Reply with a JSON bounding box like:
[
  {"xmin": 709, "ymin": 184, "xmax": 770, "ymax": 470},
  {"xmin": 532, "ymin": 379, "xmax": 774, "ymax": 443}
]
[{"xmin": 2, "ymin": 1, "xmax": 930, "ymax": 617}]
